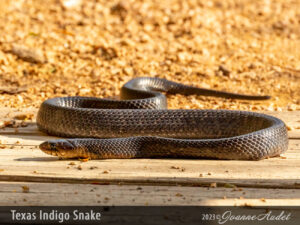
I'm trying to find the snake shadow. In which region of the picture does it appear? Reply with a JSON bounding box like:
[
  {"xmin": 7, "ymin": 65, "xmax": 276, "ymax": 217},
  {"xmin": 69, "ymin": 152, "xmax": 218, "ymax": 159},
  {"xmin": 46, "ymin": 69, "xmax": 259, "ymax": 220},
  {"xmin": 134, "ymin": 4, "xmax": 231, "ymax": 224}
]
[
  {"xmin": 14, "ymin": 157, "xmax": 60, "ymax": 162},
  {"xmin": 14, "ymin": 156, "xmax": 233, "ymax": 162}
]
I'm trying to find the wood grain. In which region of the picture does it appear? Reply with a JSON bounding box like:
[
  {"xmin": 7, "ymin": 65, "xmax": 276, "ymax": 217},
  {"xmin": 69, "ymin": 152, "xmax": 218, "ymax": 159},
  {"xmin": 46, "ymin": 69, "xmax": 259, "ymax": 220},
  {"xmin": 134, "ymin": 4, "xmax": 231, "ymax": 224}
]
[
  {"xmin": 0, "ymin": 139, "xmax": 299, "ymax": 188},
  {"xmin": 0, "ymin": 108, "xmax": 299, "ymax": 206},
  {"xmin": 1, "ymin": 182, "xmax": 299, "ymax": 206}
]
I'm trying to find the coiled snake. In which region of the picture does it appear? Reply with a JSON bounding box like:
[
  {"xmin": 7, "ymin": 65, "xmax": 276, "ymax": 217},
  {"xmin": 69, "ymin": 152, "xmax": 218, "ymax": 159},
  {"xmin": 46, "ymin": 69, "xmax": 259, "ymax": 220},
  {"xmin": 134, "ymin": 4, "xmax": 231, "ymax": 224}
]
[{"xmin": 37, "ymin": 77, "xmax": 288, "ymax": 160}]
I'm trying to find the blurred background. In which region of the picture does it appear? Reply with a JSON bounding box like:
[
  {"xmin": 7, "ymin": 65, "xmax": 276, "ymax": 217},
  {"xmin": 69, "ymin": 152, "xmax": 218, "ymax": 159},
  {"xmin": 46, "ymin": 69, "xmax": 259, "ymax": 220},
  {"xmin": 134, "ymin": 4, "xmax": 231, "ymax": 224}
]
[{"xmin": 0, "ymin": 0, "xmax": 299, "ymax": 111}]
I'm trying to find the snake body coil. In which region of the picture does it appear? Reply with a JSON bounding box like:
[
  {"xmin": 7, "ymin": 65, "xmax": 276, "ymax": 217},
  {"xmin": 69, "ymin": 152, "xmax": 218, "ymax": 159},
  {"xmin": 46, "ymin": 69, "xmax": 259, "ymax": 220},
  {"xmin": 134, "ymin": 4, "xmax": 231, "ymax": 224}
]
[{"xmin": 37, "ymin": 77, "xmax": 288, "ymax": 160}]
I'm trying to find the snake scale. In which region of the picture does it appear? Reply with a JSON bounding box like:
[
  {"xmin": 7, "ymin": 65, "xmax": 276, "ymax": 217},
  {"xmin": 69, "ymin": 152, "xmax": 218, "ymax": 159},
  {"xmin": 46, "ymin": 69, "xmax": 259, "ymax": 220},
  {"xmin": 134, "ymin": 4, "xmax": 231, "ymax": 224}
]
[{"xmin": 37, "ymin": 77, "xmax": 288, "ymax": 160}]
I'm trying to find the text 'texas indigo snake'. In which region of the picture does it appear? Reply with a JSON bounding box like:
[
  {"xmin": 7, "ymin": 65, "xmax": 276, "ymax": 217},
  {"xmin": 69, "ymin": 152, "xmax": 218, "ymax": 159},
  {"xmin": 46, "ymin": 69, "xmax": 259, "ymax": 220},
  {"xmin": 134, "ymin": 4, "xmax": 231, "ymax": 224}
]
[{"xmin": 37, "ymin": 77, "xmax": 288, "ymax": 160}]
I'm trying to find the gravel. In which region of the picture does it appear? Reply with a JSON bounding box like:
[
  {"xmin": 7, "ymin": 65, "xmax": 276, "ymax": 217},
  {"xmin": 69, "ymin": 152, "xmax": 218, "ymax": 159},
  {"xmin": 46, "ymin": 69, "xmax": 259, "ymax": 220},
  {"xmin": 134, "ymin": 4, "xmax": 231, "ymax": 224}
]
[{"xmin": 0, "ymin": 0, "xmax": 299, "ymax": 111}]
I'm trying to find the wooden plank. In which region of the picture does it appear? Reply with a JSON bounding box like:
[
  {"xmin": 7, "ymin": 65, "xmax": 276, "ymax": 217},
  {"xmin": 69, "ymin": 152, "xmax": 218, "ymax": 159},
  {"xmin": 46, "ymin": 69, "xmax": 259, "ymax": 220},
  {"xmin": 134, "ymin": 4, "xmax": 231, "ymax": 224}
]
[
  {"xmin": 0, "ymin": 108, "xmax": 299, "ymax": 188},
  {"xmin": 0, "ymin": 108, "xmax": 38, "ymax": 118},
  {"xmin": 0, "ymin": 182, "xmax": 299, "ymax": 206},
  {"xmin": 0, "ymin": 140, "xmax": 299, "ymax": 188},
  {"xmin": 265, "ymin": 111, "xmax": 300, "ymax": 138}
]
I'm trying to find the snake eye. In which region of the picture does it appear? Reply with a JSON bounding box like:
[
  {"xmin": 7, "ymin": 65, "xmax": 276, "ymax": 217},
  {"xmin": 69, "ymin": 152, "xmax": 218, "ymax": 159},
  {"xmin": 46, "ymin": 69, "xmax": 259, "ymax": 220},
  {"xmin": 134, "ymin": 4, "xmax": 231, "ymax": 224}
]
[{"xmin": 49, "ymin": 142, "xmax": 57, "ymax": 150}]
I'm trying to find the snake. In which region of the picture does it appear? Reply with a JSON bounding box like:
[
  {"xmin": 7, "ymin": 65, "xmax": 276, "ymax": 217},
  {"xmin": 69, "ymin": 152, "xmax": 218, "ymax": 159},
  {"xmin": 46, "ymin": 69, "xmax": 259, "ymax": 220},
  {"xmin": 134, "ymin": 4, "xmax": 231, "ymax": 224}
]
[{"xmin": 37, "ymin": 77, "xmax": 288, "ymax": 160}]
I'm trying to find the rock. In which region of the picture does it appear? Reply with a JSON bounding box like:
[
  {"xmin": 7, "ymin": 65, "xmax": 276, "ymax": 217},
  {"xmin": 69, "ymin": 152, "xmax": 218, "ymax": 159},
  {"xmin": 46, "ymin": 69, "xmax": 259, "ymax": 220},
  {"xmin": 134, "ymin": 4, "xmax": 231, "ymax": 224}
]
[
  {"xmin": 218, "ymin": 65, "xmax": 230, "ymax": 76},
  {"xmin": 61, "ymin": 0, "xmax": 82, "ymax": 9},
  {"xmin": 10, "ymin": 44, "xmax": 45, "ymax": 64}
]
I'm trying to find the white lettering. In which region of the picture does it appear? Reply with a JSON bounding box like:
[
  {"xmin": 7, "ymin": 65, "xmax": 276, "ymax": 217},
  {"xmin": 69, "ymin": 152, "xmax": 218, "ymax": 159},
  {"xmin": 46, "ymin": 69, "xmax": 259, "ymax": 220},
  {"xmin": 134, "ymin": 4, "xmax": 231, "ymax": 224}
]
[
  {"xmin": 39, "ymin": 210, "xmax": 70, "ymax": 223},
  {"xmin": 11, "ymin": 210, "xmax": 36, "ymax": 221},
  {"xmin": 218, "ymin": 210, "xmax": 291, "ymax": 224},
  {"xmin": 73, "ymin": 210, "xmax": 101, "ymax": 221}
]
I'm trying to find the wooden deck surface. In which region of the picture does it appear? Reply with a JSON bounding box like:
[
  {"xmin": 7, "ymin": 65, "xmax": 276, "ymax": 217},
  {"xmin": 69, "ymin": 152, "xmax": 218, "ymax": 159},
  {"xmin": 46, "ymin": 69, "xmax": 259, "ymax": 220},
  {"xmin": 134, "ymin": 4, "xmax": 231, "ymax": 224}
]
[{"xmin": 0, "ymin": 108, "xmax": 299, "ymax": 206}]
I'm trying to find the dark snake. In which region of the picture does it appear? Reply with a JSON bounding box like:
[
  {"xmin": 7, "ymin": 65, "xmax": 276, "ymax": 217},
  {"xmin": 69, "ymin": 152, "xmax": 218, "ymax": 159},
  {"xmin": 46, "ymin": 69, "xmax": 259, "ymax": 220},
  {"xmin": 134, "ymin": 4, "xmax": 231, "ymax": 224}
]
[{"xmin": 37, "ymin": 77, "xmax": 288, "ymax": 160}]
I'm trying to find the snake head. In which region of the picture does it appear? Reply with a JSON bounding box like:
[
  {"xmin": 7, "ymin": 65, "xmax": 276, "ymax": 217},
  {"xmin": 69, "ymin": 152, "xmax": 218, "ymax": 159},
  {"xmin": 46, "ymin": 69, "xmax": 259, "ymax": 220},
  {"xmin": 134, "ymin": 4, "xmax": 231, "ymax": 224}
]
[{"xmin": 39, "ymin": 139, "xmax": 83, "ymax": 158}]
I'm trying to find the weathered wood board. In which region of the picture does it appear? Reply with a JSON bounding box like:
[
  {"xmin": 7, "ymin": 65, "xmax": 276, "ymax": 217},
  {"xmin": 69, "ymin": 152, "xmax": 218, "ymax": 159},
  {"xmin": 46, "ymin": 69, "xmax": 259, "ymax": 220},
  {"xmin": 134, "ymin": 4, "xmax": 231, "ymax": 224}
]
[
  {"xmin": 1, "ymin": 182, "xmax": 299, "ymax": 206},
  {"xmin": 0, "ymin": 140, "xmax": 299, "ymax": 188},
  {"xmin": 0, "ymin": 108, "xmax": 299, "ymax": 188},
  {"xmin": 0, "ymin": 108, "xmax": 299, "ymax": 206}
]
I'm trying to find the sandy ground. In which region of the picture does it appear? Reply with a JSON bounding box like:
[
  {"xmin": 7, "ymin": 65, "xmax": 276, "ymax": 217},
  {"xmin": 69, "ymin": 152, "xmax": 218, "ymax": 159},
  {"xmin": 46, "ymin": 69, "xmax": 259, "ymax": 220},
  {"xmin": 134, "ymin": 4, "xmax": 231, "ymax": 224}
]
[{"xmin": 0, "ymin": 0, "xmax": 299, "ymax": 111}]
